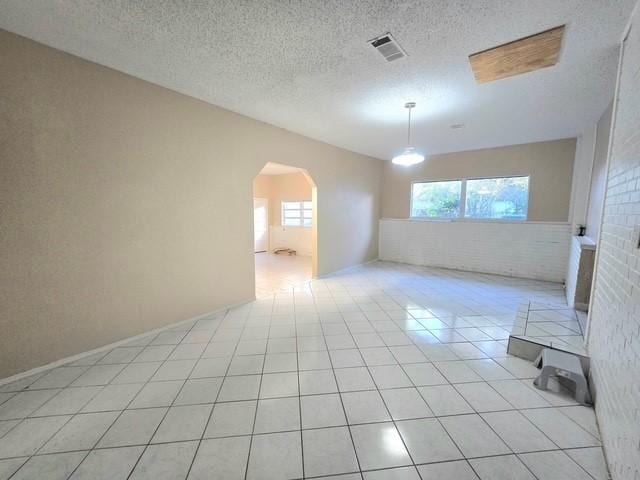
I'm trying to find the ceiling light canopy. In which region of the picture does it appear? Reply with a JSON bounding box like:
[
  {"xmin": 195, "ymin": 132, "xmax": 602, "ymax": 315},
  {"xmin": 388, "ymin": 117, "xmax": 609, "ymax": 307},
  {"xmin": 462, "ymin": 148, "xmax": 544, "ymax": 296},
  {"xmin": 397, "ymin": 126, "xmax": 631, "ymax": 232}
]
[{"xmin": 392, "ymin": 102, "xmax": 425, "ymax": 166}]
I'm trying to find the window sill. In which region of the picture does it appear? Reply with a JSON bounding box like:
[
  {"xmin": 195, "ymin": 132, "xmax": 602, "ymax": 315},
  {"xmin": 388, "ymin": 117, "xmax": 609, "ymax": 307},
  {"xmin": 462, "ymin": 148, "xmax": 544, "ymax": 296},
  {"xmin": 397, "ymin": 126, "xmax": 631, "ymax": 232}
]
[{"xmin": 386, "ymin": 217, "xmax": 569, "ymax": 226}]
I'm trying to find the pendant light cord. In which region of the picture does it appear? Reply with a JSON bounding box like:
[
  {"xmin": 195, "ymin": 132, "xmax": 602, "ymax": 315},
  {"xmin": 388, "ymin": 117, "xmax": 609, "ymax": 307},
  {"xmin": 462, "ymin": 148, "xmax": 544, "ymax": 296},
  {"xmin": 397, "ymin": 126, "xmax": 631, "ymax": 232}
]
[{"xmin": 407, "ymin": 106, "xmax": 412, "ymax": 146}]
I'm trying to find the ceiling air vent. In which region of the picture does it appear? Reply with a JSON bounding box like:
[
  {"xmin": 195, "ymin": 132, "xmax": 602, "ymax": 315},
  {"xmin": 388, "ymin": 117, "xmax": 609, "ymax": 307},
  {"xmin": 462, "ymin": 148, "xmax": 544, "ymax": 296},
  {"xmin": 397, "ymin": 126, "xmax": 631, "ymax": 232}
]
[{"xmin": 369, "ymin": 33, "xmax": 407, "ymax": 62}]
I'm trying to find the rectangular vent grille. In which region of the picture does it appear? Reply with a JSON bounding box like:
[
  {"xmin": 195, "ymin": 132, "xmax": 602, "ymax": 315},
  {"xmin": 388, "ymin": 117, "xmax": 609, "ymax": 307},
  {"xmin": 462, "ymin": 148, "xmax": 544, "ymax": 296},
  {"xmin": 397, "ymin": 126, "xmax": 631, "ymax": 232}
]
[{"xmin": 369, "ymin": 33, "xmax": 407, "ymax": 62}]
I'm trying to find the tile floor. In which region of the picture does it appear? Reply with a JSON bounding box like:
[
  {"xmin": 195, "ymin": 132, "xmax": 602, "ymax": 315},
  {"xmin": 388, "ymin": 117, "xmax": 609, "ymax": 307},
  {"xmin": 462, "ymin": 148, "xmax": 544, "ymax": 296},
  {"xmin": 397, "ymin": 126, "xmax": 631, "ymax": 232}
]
[
  {"xmin": 518, "ymin": 303, "xmax": 588, "ymax": 356},
  {"xmin": 255, "ymin": 253, "xmax": 312, "ymax": 298},
  {"xmin": 0, "ymin": 261, "xmax": 606, "ymax": 479}
]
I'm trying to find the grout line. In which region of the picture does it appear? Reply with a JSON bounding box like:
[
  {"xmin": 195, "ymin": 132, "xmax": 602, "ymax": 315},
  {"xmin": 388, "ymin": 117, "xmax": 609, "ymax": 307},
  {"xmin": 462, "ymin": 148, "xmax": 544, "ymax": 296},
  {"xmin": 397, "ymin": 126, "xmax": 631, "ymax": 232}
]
[{"xmin": 0, "ymin": 263, "xmax": 601, "ymax": 480}]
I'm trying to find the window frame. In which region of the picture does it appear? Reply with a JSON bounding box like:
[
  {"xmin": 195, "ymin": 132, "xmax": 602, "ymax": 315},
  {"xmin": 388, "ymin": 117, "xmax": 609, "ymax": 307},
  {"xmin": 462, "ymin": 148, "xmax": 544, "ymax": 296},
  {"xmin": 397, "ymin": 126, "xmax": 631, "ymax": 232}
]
[
  {"xmin": 409, "ymin": 179, "xmax": 464, "ymax": 220},
  {"xmin": 410, "ymin": 175, "xmax": 530, "ymax": 222},
  {"xmin": 281, "ymin": 200, "xmax": 313, "ymax": 228}
]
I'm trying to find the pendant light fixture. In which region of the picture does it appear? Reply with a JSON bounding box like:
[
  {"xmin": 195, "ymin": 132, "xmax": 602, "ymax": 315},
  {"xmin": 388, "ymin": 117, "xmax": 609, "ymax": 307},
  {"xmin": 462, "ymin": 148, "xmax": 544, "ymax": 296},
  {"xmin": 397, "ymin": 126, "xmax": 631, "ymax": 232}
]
[{"xmin": 392, "ymin": 102, "xmax": 425, "ymax": 166}]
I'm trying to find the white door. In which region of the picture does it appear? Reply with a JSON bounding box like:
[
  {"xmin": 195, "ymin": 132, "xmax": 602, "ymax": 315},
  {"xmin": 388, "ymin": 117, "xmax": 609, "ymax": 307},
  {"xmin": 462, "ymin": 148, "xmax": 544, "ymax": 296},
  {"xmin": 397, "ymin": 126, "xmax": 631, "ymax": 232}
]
[{"xmin": 253, "ymin": 197, "xmax": 269, "ymax": 253}]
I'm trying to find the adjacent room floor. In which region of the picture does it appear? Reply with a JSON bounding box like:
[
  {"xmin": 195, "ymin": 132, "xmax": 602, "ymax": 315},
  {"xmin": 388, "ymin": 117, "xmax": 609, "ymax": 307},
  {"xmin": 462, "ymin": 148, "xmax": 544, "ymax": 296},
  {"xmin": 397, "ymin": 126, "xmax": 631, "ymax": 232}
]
[
  {"xmin": 255, "ymin": 252, "xmax": 312, "ymax": 299},
  {"xmin": 0, "ymin": 262, "xmax": 605, "ymax": 480}
]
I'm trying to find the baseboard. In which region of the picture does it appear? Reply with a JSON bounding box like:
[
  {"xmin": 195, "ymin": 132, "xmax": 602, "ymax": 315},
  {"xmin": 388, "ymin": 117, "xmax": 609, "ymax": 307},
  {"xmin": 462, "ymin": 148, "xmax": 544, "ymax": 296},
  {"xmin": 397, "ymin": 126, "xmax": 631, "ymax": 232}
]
[
  {"xmin": 316, "ymin": 258, "xmax": 379, "ymax": 279},
  {"xmin": 0, "ymin": 297, "xmax": 254, "ymax": 386}
]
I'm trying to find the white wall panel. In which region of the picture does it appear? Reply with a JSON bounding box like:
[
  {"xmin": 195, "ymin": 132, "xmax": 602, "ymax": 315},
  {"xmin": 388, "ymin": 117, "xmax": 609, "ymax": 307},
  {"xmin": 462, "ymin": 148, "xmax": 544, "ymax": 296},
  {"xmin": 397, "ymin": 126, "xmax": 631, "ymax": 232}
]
[{"xmin": 379, "ymin": 219, "xmax": 571, "ymax": 282}]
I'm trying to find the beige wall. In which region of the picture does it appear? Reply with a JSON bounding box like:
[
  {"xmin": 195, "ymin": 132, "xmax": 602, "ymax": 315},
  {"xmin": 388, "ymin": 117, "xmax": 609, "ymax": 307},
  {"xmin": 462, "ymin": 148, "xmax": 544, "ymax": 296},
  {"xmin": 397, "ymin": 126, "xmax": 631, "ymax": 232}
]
[
  {"xmin": 0, "ymin": 30, "xmax": 382, "ymax": 378},
  {"xmin": 382, "ymin": 139, "xmax": 576, "ymax": 222},
  {"xmin": 585, "ymin": 101, "xmax": 614, "ymax": 239},
  {"xmin": 254, "ymin": 173, "xmax": 312, "ymax": 226}
]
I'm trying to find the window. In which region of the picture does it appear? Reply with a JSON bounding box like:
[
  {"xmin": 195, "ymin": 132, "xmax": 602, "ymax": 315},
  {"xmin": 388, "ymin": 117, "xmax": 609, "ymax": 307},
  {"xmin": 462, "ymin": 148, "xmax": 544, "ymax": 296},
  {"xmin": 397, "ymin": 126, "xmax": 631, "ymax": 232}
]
[
  {"xmin": 465, "ymin": 176, "xmax": 529, "ymax": 220},
  {"xmin": 411, "ymin": 180, "xmax": 462, "ymax": 218},
  {"xmin": 411, "ymin": 176, "xmax": 529, "ymax": 220},
  {"xmin": 282, "ymin": 201, "xmax": 312, "ymax": 227}
]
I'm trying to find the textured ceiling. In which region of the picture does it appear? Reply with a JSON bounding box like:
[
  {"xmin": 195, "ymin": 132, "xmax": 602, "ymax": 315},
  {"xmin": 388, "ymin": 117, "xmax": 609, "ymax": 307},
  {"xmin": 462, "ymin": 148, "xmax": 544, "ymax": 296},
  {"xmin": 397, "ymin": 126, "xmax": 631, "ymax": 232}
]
[
  {"xmin": 0, "ymin": 1, "xmax": 634, "ymax": 160},
  {"xmin": 259, "ymin": 162, "xmax": 306, "ymax": 176}
]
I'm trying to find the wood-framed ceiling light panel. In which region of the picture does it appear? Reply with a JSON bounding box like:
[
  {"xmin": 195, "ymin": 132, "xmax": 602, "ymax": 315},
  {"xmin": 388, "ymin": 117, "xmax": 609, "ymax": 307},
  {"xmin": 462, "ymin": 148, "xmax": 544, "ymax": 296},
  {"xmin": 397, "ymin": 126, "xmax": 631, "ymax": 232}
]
[{"xmin": 469, "ymin": 25, "xmax": 565, "ymax": 84}]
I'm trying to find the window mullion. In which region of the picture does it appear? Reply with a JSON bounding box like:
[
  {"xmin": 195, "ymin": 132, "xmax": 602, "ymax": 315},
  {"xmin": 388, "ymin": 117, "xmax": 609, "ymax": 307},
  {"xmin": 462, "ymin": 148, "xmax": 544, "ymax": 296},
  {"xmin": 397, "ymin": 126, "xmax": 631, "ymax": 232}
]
[{"xmin": 459, "ymin": 180, "xmax": 467, "ymax": 219}]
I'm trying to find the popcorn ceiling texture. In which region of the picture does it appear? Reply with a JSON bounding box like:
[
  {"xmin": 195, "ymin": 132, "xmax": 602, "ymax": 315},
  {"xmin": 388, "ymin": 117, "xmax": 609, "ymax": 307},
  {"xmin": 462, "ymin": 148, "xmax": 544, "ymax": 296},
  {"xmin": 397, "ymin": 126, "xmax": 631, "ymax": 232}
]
[
  {"xmin": 0, "ymin": 0, "xmax": 635, "ymax": 159},
  {"xmin": 587, "ymin": 6, "xmax": 640, "ymax": 478}
]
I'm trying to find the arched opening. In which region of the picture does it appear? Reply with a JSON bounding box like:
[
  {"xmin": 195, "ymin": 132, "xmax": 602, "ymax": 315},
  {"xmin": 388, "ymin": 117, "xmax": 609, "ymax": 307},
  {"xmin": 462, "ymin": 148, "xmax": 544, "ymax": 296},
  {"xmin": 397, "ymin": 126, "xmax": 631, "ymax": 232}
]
[{"xmin": 252, "ymin": 162, "xmax": 317, "ymax": 298}]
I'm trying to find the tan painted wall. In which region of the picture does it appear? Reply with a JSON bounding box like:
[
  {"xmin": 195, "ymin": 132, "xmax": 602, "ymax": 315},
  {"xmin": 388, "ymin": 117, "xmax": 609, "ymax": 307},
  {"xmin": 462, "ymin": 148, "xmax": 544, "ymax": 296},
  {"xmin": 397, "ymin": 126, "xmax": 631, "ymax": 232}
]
[
  {"xmin": 0, "ymin": 30, "xmax": 382, "ymax": 378},
  {"xmin": 382, "ymin": 139, "xmax": 576, "ymax": 222},
  {"xmin": 254, "ymin": 173, "xmax": 312, "ymax": 225},
  {"xmin": 585, "ymin": 101, "xmax": 614, "ymax": 239},
  {"xmin": 253, "ymin": 175, "xmax": 272, "ymax": 199}
]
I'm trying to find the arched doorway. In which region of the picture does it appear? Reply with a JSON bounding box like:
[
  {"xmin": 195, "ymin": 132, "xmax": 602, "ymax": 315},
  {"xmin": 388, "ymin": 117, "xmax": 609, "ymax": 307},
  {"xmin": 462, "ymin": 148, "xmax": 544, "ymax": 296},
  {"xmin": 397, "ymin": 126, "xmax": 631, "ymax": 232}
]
[{"xmin": 252, "ymin": 162, "xmax": 317, "ymax": 298}]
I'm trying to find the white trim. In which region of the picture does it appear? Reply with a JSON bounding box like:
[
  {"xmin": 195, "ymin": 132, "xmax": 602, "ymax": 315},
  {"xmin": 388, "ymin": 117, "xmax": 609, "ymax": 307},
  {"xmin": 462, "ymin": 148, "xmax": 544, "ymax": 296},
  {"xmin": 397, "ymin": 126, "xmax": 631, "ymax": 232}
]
[
  {"xmin": 384, "ymin": 217, "xmax": 568, "ymax": 226},
  {"xmin": 0, "ymin": 298, "xmax": 254, "ymax": 386},
  {"xmin": 316, "ymin": 258, "xmax": 378, "ymax": 279}
]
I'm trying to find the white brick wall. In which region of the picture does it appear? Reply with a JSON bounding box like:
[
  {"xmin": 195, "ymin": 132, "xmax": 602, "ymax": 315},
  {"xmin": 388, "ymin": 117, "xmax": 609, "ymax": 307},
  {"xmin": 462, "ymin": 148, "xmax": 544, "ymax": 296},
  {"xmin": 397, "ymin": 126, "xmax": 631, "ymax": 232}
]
[
  {"xmin": 379, "ymin": 219, "xmax": 571, "ymax": 282},
  {"xmin": 566, "ymin": 236, "xmax": 582, "ymax": 307},
  {"xmin": 587, "ymin": 8, "xmax": 640, "ymax": 480}
]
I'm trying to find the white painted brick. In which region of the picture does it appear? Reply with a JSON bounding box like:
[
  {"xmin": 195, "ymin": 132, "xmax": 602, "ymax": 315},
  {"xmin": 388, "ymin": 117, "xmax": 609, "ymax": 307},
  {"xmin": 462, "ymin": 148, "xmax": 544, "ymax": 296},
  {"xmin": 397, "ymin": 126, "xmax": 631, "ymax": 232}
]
[
  {"xmin": 379, "ymin": 219, "xmax": 571, "ymax": 282},
  {"xmin": 588, "ymin": 11, "xmax": 640, "ymax": 480}
]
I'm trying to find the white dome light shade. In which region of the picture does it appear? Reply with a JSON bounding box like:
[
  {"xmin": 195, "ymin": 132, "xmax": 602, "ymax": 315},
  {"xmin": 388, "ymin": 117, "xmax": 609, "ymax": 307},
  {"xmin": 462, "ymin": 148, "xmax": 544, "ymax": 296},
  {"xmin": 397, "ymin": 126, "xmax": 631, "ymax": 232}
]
[{"xmin": 392, "ymin": 146, "xmax": 425, "ymax": 166}]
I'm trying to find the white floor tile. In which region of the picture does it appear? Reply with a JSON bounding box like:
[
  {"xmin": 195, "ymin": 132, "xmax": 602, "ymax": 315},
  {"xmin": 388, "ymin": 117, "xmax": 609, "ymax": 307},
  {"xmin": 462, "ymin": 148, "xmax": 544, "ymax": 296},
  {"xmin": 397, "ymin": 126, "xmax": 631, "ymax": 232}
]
[
  {"xmin": 80, "ymin": 383, "xmax": 143, "ymax": 412},
  {"xmin": 2, "ymin": 261, "xmax": 597, "ymax": 479},
  {"xmin": 396, "ymin": 418, "xmax": 463, "ymax": 464},
  {"xmin": 440, "ymin": 414, "xmax": 511, "ymax": 458},
  {"xmin": 151, "ymin": 404, "xmax": 212, "ymax": 442},
  {"xmin": 521, "ymin": 408, "xmax": 600, "ymax": 448},
  {"xmin": 35, "ymin": 386, "xmax": 103, "ymax": 416},
  {"xmin": 380, "ymin": 388, "xmax": 433, "ymax": 420},
  {"xmin": 10, "ymin": 451, "xmax": 86, "ymax": 480},
  {"xmin": 363, "ymin": 466, "xmax": 421, "ymax": 479},
  {"xmin": 454, "ymin": 382, "xmax": 513, "ymax": 412},
  {"xmin": 417, "ymin": 385, "xmax": 474, "ymax": 416},
  {"xmin": 129, "ymin": 441, "xmax": 198, "ymax": 480},
  {"xmin": 246, "ymin": 431, "xmax": 303, "ymax": 480},
  {"xmin": 41, "ymin": 411, "xmax": 119, "ymax": 453},
  {"xmin": 0, "ymin": 389, "xmax": 61, "ymax": 420},
  {"xmin": 303, "ymin": 426, "xmax": 359, "ymax": 477},
  {"xmin": 188, "ymin": 436, "xmax": 250, "ymax": 479},
  {"xmin": 401, "ymin": 363, "xmax": 447, "ymax": 386},
  {"xmin": 342, "ymin": 390, "xmax": 391, "ymax": 424},
  {"xmin": 300, "ymin": 393, "xmax": 346, "ymax": 429},
  {"xmin": 369, "ymin": 365, "xmax": 413, "ymax": 389},
  {"xmin": 299, "ymin": 370, "xmax": 337, "ymax": 395},
  {"xmin": 0, "ymin": 416, "xmax": 70, "ymax": 458},
  {"xmin": 0, "ymin": 458, "xmax": 26, "ymax": 479},
  {"xmin": 204, "ymin": 400, "xmax": 256, "ymax": 438},
  {"xmin": 98, "ymin": 408, "xmax": 166, "ymax": 448},
  {"xmin": 481, "ymin": 410, "xmax": 557, "ymax": 452},
  {"xmin": 174, "ymin": 377, "xmax": 222, "ymax": 405},
  {"xmin": 469, "ymin": 455, "xmax": 536, "ymax": 480},
  {"xmin": 519, "ymin": 450, "xmax": 593, "ymax": 480},
  {"xmin": 253, "ymin": 397, "xmax": 300, "ymax": 434},
  {"xmin": 417, "ymin": 460, "xmax": 479, "ymax": 480},
  {"xmin": 565, "ymin": 447, "xmax": 609, "ymax": 480},
  {"xmin": 259, "ymin": 372, "xmax": 299, "ymax": 398},
  {"xmin": 335, "ymin": 367, "xmax": 376, "ymax": 392},
  {"xmin": 69, "ymin": 446, "xmax": 143, "ymax": 480},
  {"xmin": 350, "ymin": 422, "xmax": 412, "ymax": 470},
  {"xmin": 218, "ymin": 375, "xmax": 261, "ymax": 401},
  {"xmin": 434, "ymin": 361, "xmax": 483, "ymax": 384},
  {"xmin": 129, "ymin": 381, "xmax": 183, "ymax": 408}
]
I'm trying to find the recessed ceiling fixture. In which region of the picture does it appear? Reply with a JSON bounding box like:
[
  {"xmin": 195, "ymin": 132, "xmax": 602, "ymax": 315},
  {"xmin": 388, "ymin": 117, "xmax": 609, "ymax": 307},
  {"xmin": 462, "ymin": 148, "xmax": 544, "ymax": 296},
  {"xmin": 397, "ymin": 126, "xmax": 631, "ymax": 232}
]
[
  {"xmin": 469, "ymin": 25, "xmax": 565, "ymax": 83},
  {"xmin": 392, "ymin": 102, "xmax": 425, "ymax": 167},
  {"xmin": 450, "ymin": 123, "xmax": 465, "ymax": 129}
]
